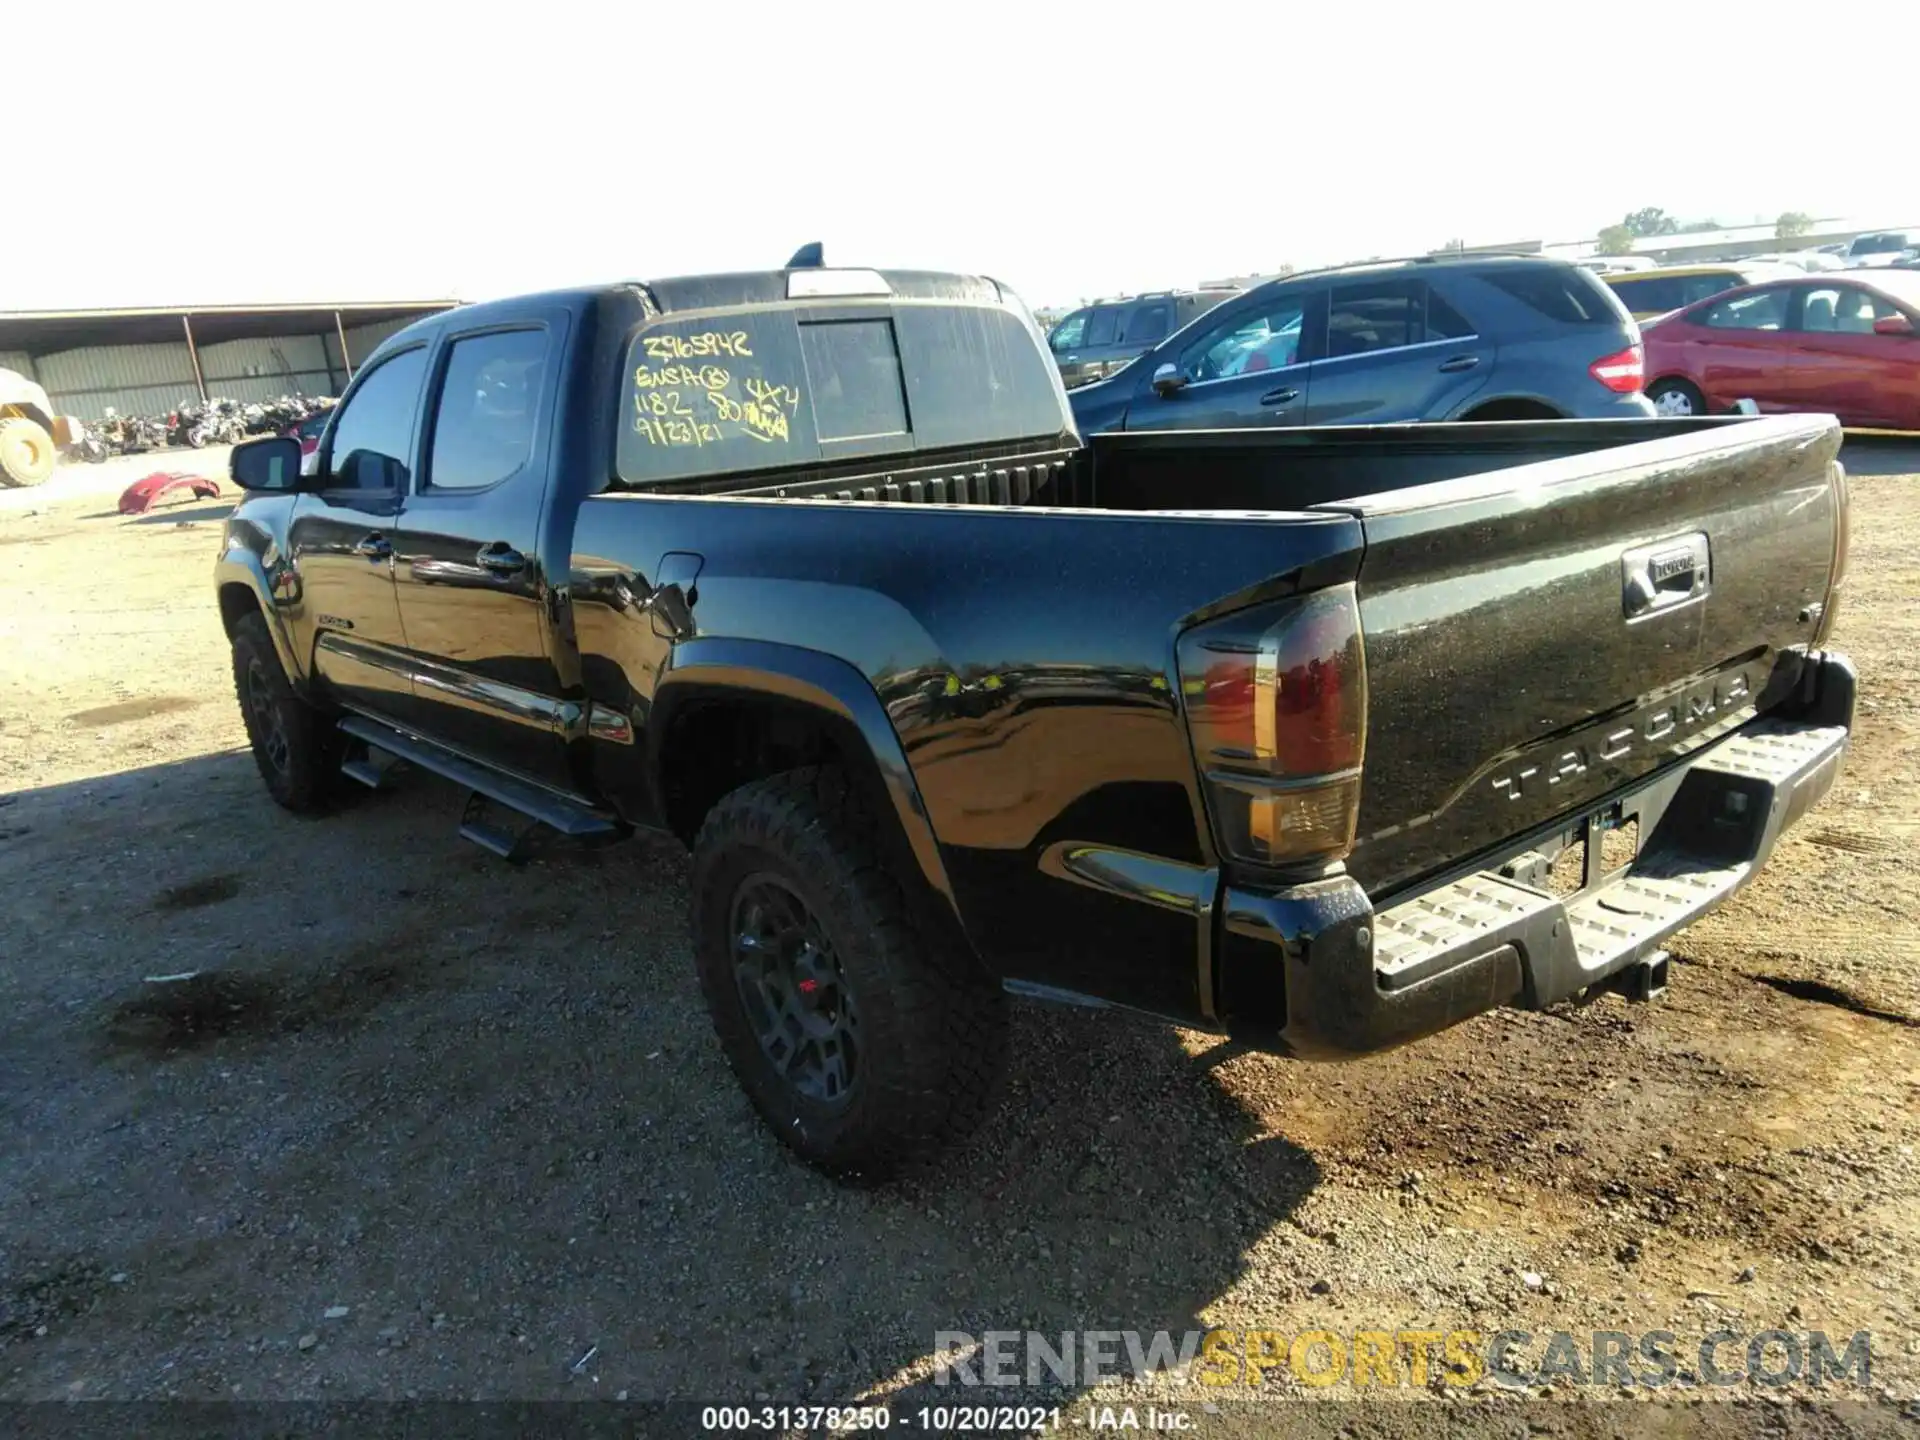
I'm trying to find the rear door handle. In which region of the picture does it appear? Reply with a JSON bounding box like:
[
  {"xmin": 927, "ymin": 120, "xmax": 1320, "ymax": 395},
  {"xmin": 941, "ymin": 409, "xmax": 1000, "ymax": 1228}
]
[
  {"xmin": 352, "ymin": 534, "xmax": 391, "ymax": 559},
  {"xmin": 1259, "ymin": 386, "xmax": 1301, "ymax": 406},
  {"xmin": 1437, "ymin": 355, "xmax": 1481, "ymax": 373},
  {"xmin": 476, "ymin": 541, "xmax": 527, "ymax": 575}
]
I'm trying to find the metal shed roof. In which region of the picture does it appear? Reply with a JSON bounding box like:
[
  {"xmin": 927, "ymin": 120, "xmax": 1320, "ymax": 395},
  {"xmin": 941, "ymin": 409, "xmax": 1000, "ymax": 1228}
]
[{"xmin": 0, "ymin": 300, "xmax": 459, "ymax": 353}]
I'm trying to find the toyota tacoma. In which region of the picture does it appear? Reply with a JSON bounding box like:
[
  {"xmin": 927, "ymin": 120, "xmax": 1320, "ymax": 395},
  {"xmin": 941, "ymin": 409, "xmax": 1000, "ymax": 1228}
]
[{"xmin": 215, "ymin": 254, "xmax": 1856, "ymax": 1179}]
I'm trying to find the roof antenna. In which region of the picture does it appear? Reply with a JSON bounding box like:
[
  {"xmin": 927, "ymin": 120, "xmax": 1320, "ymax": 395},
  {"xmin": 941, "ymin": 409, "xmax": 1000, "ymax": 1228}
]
[{"xmin": 786, "ymin": 242, "xmax": 825, "ymax": 269}]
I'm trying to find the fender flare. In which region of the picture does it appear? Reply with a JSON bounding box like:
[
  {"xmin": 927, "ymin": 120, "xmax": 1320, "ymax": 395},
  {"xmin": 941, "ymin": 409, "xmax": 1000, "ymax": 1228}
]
[
  {"xmin": 650, "ymin": 637, "xmax": 962, "ymax": 930},
  {"xmin": 213, "ymin": 551, "xmax": 302, "ymax": 685}
]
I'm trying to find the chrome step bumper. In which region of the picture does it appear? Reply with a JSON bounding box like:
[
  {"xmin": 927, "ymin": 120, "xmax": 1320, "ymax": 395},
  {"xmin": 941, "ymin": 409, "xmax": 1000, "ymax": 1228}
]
[
  {"xmin": 1215, "ymin": 653, "xmax": 1855, "ymax": 1057},
  {"xmin": 1371, "ymin": 719, "xmax": 1847, "ymax": 1009}
]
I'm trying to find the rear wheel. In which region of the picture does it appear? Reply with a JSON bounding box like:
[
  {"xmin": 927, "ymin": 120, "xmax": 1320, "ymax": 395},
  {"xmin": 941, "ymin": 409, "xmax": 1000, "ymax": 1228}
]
[
  {"xmin": 690, "ymin": 766, "xmax": 1008, "ymax": 1181},
  {"xmin": 0, "ymin": 417, "xmax": 56, "ymax": 487},
  {"xmin": 1647, "ymin": 379, "xmax": 1707, "ymax": 418},
  {"xmin": 230, "ymin": 611, "xmax": 341, "ymax": 813}
]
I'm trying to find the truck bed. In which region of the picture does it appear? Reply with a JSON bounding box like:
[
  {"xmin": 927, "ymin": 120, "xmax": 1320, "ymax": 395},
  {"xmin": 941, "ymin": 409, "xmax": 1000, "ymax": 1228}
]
[{"xmin": 574, "ymin": 413, "xmax": 1844, "ymax": 1017}]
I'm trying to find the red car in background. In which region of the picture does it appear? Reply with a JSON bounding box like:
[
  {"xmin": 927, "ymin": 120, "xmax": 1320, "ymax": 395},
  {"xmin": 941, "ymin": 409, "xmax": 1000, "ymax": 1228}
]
[{"xmin": 1642, "ymin": 269, "xmax": 1920, "ymax": 431}]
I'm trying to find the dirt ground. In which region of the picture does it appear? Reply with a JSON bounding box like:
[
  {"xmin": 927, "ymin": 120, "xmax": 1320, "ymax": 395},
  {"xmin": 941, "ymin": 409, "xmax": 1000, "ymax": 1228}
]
[{"xmin": 2, "ymin": 442, "xmax": 1918, "ymax": 1434}]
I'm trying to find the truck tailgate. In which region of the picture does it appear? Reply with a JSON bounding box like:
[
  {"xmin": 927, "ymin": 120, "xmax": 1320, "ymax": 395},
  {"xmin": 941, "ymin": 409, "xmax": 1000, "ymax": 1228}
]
[{"xmin": 1319, "ymin": 415, "xmax": 1844, "ymax": 898}]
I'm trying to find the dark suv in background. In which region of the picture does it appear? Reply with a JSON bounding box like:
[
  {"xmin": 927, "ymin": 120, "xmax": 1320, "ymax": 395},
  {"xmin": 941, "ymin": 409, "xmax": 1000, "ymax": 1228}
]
[
  {"xmin": 1069, "ymin": 255, "xmax": 1656, "ymax": 434},
  {"xmin": 1047, "ymin": 289, "xmax": 1240, "ymax": 388}
]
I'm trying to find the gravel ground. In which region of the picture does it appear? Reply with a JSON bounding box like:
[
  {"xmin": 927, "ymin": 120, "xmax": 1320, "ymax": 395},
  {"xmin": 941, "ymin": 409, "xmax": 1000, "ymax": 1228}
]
[{"xmin": 2, "ymin": 443, "xmax": 1918, "ymax": 1434}]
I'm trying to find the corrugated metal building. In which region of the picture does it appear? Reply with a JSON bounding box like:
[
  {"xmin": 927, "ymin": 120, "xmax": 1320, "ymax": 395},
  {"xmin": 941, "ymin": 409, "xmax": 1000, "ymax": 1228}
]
[{"xmin": 0, "ymin": 301, "xmax": 458, "ymax": 420}]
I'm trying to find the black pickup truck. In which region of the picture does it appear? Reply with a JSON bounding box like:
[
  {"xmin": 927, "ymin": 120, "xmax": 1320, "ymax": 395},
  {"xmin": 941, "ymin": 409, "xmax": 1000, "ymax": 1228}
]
[{"xmin": 217, "ymin": 258, "xmax": 1855, "ymax": 1179}]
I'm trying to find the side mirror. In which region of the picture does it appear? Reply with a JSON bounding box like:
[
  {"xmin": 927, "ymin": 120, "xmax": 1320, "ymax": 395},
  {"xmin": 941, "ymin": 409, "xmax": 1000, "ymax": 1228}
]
[
  {"xmin": 1151, "ymin": 363, "xmax": 1189, "ymax": 397},
  {"xmin": 1872, "ymin": 315, "xmax": 1916, "ymax": 337},
  {"xmin": 230, "ymin": 435, "xmax": 305, "ymax": 492}
]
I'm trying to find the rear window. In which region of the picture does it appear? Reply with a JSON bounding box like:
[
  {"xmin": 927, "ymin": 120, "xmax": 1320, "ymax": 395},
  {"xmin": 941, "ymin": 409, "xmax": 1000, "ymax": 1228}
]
[
  {"xmin": 614, "ymin": 305, "xmax": 1066, "ymax": 486},
  {"xmin": 1851, "ymin": 232, "xmax": 1910, "ymax": 254},
  {"xmin": 798, "ymin": 320, "xmax": 909, "ymax": 441},
  {"xmin": 1477, "ymin": 267, "xmax": 1616, "ymax": 325}
]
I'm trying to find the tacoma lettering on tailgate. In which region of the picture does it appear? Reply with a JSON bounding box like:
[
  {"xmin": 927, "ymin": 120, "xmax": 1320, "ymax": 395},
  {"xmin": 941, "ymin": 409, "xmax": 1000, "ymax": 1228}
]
[{"xmin": 1490, "ymin": 668, "xmax": 1755, "ymax": 803}]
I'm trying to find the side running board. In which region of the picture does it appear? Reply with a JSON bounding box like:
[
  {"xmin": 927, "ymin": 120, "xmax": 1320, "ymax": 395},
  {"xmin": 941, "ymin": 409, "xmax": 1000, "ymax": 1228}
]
[{"xmin": 336, "ymin": 715, "xmax": 626, "ymax": 859}]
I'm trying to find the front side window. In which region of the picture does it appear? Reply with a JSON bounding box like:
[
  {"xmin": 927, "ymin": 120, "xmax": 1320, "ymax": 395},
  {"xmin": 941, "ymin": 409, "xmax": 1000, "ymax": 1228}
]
[
  {"xmin": 1049, "ymin": 310, "xmax": 1088, "ymax": 352},
  {"xmin": 1797, "ymin": 286, "xmax": 1897, "ymax": 334},
  {"xmin": 1326, "ymin": 280, "xmax": 1422, "ymax": 358},
  {"xmin": 1187, "ymin": 297, "xmax": 1307, "ymax": 382},
  {"xmin": 427, "ymin": 329, "xmax": 548, "ymax": 490},
  {"xmin": 1698, "ymin": 288, "xmax": 1790, "ymax": 330},
  {"xmin": 325, "ymin": 347, "xmax": 427, "ymax": 490}
]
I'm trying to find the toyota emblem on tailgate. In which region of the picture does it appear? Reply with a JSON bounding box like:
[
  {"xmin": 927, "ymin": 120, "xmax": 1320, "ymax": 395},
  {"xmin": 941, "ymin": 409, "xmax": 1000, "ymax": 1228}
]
[{"xmin": 1622, "ymin": 532, "xmax": 1711, "ymax": 619}]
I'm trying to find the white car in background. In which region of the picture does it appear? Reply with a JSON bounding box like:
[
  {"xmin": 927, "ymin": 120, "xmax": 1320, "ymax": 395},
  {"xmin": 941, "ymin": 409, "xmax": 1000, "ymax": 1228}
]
[{"xmin": 1843, "ymin": 231, "xmax": 1918, "ymax": 268}]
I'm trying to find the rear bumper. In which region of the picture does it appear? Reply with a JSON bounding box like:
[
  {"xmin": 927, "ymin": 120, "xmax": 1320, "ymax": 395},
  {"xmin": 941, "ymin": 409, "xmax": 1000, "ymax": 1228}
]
[{"xmin": 1215, "ymin": 651, "xmax": 1856, "ymax": 1058}]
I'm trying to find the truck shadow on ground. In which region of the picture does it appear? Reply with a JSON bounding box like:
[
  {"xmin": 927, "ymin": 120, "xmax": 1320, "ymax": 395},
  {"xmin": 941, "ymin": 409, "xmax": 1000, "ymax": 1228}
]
[{"xmin": 0, "ymin": 749, "xmax": 1319, "ymax": 1417}]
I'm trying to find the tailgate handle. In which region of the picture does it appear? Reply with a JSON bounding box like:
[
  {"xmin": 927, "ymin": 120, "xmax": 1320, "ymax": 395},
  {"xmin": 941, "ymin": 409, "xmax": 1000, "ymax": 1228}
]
[{"xmin": 1622, "ymin": 533, "xmax": 1711, "ymax": 618}]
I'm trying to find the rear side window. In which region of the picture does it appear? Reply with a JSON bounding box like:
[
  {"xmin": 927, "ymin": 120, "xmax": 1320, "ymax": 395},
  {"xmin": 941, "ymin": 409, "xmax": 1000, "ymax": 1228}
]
[
  {"xmin": 1424, "ymin": 289, "xmax": 1476, "ymax": 340},
  {"xmin": 1479, "ymin": 267, "xmax": 1615, "ymax": 325},
  {"xmin": 427, "ymin": 329, "xmax": 547, "ymax": 490},
  {"xmin": 1177, "ymin": 292, "xmax": 1234, "ymax": 326},
  {"xmin": 1699, "ymin": 288, "xmax": 1789, "ymax": 330},
  {"xmin": 1326, "ymin": 280, "xmax": 1421, "ymax": 357},
  {"xmin": 324, "ymin": 347, "xmax": 427, "ymax": 490},
  {"xmin": 614, "ymin": 305, "xmax": 1066, "ymax": 485},
  {"xmin": 1120, "ymin": 303, "xmax": 1171, "ymax": 346},
  {"xmin": 1084, "ymin": 307, "xmax": 1122, "ymax": 346}
]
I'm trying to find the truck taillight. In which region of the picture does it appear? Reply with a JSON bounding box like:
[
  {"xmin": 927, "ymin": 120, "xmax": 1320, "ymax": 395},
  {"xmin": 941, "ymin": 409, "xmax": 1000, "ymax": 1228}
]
[
  {"xmin": 1589, "ymin": 344, "xmax": 1645, "ymax": 394},
  {"xmin": 1815, "ymin": 460, "xmax": 1849, "ymax": 646},
  {"xmin": 1177, "ymin": 584, "xmax": 1367, "ymax": 867}
]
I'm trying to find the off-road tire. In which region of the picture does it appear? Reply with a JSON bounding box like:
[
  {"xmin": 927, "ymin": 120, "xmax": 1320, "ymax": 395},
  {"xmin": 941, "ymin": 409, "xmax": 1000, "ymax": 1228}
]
[
  {"xmin": 230, "ymin": 611, "xmax": 341, "ymax": 813},
  {"xmin": 0, "ymin": 417, "xmax": 56, "ymax": 488},
  {"xmin": 691, "ymin": 766, "xmax": 1008, "ymax": 1181}
]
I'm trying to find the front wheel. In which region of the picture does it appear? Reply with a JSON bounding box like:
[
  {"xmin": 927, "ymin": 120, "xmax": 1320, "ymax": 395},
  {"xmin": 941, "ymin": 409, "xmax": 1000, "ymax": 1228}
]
[
  {"xmin": 230, "ymin": 611, "xmax": 341, "ymax": 813},
  {"xmin": 1647, "ymin": 378, "xmax": 1707, "ymax": 418},
  {"xmin": 690, "ymin": 766, "xmax": 1008, "ymax": 1181}
]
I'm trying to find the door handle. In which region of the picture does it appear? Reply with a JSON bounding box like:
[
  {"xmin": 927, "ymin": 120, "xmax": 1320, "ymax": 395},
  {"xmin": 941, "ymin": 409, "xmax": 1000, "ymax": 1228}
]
[
  {"xmin": 1437, "ymin": 355, "xmax": 1481, "ymax": 373},
  {"xmin": 352, "ymin": 534, "xmax": 391, "ymax": 560},
  {"xmin": 1259, "ymin": 386, "xmax": 1300, "ymax": 406},
  {"xmin": 476, "ymin": 541, "xmax": 527, "ymax": 575}
]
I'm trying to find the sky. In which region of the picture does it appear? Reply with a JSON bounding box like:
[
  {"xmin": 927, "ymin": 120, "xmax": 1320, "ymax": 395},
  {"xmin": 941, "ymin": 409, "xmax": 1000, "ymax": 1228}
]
[{"xmin": 8, "ymin": 1, "xmax": 1914, "ymax": 315}]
